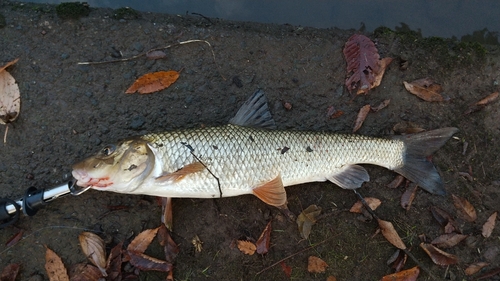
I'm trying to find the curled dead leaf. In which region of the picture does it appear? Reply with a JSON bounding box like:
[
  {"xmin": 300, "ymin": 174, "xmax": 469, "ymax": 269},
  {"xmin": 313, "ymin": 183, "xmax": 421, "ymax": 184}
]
[
  {"xmin": 68, "ymin": 263, "xmax": 102, "ymax": 281},
  {"xmin": 307, "ymin": 256, "xmax": 328, "ymax": 273},
  {"xmin": 349, "ymin": 197, "xmax": 381, "ymax": 213},
  {"xmin": 78, "ymin": 232, "xmax": 107, "ymax": 277},
  {"xmin": 380, "ymin": 266, "xmax": 419, "ymax": 281},
  {"xmin": 296, "ymin": 204, "xmax": 322, "ymax": 239},
  {"xmin": 237, "ymin": 240, "xmax": 256, "ymax": 255},
  {"xmin": 482, "ymin": 211, "xmax": 497, "ymax": 238},
  {"xmin": 353, "ymin": 104, "xmax": 371, "ymax": 133},
  {"xmin": 403, "ymin": 78, "xmax": 445, "ymax": 102},
  {"xmin": 400, "ymin": 183, "xmax": 418, "ymax": 211},
  {"xmin": 125, "ymin": 70, "xmax": 179, "ymax": 94},
  {"xmin": 371, "ymin": 99, "xmax": 390, "ymax": 112},
  {"xmin": 430, "ymin": 206, "xmax": 458, "ymax": 234},
  {"xmin": 431, "ymin": 233, "xmax": 468, "ymax": 248},
  {"xmin": 386, "ymin": 175, "xmax": 405, "ymax": 189},
  {"xmin": 419, "ymin": 243, "xmax": 458, "ymax": 266},
  {"xmin": 45, "ymin": 246, "xmax": 69, "ymax": 281},
  {"xmin": 128, "ymin": 251, "xmax": 172, "ymax": 272},
  {"xmin": 256, "ymin": 220, "xmax": 272, "ymax": 255},
  {"xmin": 464, "ymin": 92, "xmax": 499, "ymax": 115},
  {"xmin": 377, "ymin": 219, "xmax": 406, "ymax": 250},
  {"xmin": 465, "ymin": 262, "xmax": 489, "ymax": 276},
  {"xmin": 452, "ymin": 194, "xmax": 477, "ymax": 222},
  {"xmin": 386, "ymin": 249, "xmax": 407, "ymax": 272}
]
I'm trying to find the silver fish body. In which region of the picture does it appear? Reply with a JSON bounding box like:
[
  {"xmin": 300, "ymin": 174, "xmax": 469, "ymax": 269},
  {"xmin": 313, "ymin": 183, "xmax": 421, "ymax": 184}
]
[{"xmin": 72, "ymin": 90, "xmax": 457, "ymax": 206}]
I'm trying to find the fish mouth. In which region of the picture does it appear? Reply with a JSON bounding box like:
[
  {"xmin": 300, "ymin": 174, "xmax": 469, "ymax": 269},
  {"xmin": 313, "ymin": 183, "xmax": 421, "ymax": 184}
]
[{"xmin": 72, "ymin": 169, "xmax": 114, "ymax": 188}]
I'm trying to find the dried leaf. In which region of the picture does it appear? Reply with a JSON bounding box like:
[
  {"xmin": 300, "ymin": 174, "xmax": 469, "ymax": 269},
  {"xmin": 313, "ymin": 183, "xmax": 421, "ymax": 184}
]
[
  {"xmin": 326, "ymin": 276, "xmax": 337, "ymax": 281},
  {"xmin": 419, "ymin": 243, "xmax": 458, "ymax": 265},
  {"xmin": 392, "ymin": 122, "xmax": 425, "ymax": 134},
  {"xmin": 280, "ymin": 261, "xmax": 292, "ymax": 278},
  {"xmin": 464, "ymin": 92, "xmax": 499, "ymax": 114},
  {"xmin": 158, "ymin": 224, "xmax": 179, "ymax": 263},
  {"xmin": 146, "ymin": 50, "xmax": 167, "ymax": 60},
  {"xmin": 236, "ymin": 240, "xmax": 256, "ymax": 255},
  {"xmin": 386, "ymin": 249, "xmax": 407, "ymax": 272},
  {"xmin": 307, "ymin": 256, "xmax": 328, "ymax": 273},
  {"xmin": 105, "ymin": 243, "xmax": 123, "ymax": 281},
  {"xmin": 5, "ymin": 229, "xmax": 23, "ymax": 247},
  {"xmin": 68, "ymin": 263, "xmax": 102, "ymax": 281},
  {"xmin": 377, "ymin": 219, "xmax": 406, "ymax": 250},
  {"xmin": 0, "ymin": 263, "xmax": 20, "ymax": 281},
  {"xmin": 371, "ymin": 99, "xmax": 391, "ymax": 112},
  {"xmin": 349, "ymin": 197, "xmax": 381, "ymax": 213},
  {"xmin": 343, "ymin": 34, "xmax": 380, "ymax": 95},
  {"xmin": 430, "ymin": 206, "xmax": 458, "ymax": 233},
  {"xmin": 386, "ymin": 175, "xmax": 405, "ymax": 189},
  {"xmin": 256, "ymin": 220, "xmax": 272, "ymax": 255},
  {"xmin": 78, "ymin": 232, "xmax": 107, "ymax": 277},
  {"xmin": 45, "ymin": 246, "xmax": 69, "ymax": 281},
  {"xmin": 403, "ymin": 78, "xmax": 445, "ymax": 102},
  {"xmin": 127, "ymin": 227, "xmax": 159, "ymax": 253},
  {"xmin": 371, "ymin": 57, "xmax": 393, "ymax": 89},
  {"xmin": 400, "ymin": 183, "xmax": 418, "ymax": 211},
  {"xmin": 192, "ymin": 235, "xmax": 203, "ymax": 253},
  {"xmin": 482, "ymin": 211, "xmax": 497, "ymax": 238},
  {"xmin": 465, "ymin": 262, "xmax": 489, "ymax": 276},
  {"xmin": 125, "ymin": 70, "xmax": 179, "ymax": 94},
  {"xmin": 476, "ymin": 267, "xmax": 500, "ymax": 280},
  {"xmin": 128, "ymin": 251, "xmax": 172, "ymax": 272},
  {"xmin": 326, "ymin": 106, "xmax": 344, "ymax": 119},
  {"xmin": 296, "ymin": 205, "xmax": 322, "ymax": 239},
  {"xmin": 431, "ymin": 233, "xmax": 468, "ymax": 248},
  {"xmin": 0, "ymin": 58, "xmax": 21, "ymax": 143},
  {"xmin": 353, "ymin": 104, "xmax": 371, "ymax": 133},
  {"xmin": 381, "ymin": 266, "xmax": 420, "ymax": 281},
  {"xmin": 452, "ymin": 194, "xmax": 477, "ymax": 222}
]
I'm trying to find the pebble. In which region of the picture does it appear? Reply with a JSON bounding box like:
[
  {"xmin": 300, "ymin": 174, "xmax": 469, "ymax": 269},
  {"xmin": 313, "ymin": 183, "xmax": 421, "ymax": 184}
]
[
  {"xmin": 132, "ymin": 42, "xmax": 144, "ymax": 52},
  {"xmin": 129, "ymin": 115, "xmax": 146, "ymax": 129},
  {"xmin": 60, "ymin": 53, "xmax": 69, "ymax": 60}
]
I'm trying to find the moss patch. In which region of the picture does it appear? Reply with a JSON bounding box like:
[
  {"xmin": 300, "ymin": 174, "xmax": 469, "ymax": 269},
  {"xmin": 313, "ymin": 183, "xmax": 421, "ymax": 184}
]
[
  {"xmin": 112, "ymin": 7, "xmax": 140, "ymax": 20},
  {"xmin": 0, "ymin": 14, "xmax": 5, "ymax": 28},
  {"xmin": 56, "ymin": 2, "xmax": 90, "ymax": 19}
]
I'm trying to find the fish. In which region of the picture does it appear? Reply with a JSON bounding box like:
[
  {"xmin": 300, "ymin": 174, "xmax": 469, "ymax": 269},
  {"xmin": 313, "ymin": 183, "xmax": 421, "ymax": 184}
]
[{"xmin": 72, "ymin": 90, "xmax": 458, "ymax": 209}]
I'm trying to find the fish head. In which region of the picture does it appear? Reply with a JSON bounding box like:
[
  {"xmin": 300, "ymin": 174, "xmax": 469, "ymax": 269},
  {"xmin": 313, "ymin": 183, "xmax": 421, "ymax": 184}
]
[{"xmin": 72, "ymin": 138, "xmax": 155, "ymax": 193}]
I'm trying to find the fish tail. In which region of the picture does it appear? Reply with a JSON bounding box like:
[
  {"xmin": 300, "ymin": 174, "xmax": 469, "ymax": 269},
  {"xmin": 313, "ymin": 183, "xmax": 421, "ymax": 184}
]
[{"xmin": 394, "ymin": 127, "xmax": 458, "ymax": 195}]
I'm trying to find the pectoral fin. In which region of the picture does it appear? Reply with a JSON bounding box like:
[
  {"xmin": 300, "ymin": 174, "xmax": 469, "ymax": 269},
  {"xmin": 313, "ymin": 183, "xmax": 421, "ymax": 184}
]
[
  {"xmin": 327, "ymin": 164, "xmax": 370, "ymax": 189},
  {"xmin": 252, "ymin": 175, "xmax": 287, "ymax": 206},
  {"xmin": 156, "ymin": 162, "xmax": 205, "ymax": 183}
]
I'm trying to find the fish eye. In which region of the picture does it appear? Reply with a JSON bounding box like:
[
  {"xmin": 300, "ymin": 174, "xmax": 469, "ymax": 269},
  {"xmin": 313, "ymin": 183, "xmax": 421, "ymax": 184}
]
[{"xmin": 101, "ymin": 145, "xmax": 116, "ymax": 156}]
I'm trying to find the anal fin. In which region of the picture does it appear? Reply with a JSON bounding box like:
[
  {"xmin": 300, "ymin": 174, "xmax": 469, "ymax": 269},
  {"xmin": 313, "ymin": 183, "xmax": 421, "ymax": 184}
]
[
  {"xmin": 327, "ymin": 164, "xmax": 370, "ymax": 189},
  {"xmin": 156, "ymin": 162, "xmax": 205, "ymax": 183},
  {"xmin": 252, "ymin": 175, "xmax": 287, "ymax": 207}
]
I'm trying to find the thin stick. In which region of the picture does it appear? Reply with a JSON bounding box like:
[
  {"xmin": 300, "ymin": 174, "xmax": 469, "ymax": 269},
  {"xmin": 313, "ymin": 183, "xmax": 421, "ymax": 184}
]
[
  {"xmin": 3, "ymin": 124, "xmax": 8, "ymax": 144},
  {"xmin": 255, "ymin": 235, "xmax": 336, "ymax": 276}
]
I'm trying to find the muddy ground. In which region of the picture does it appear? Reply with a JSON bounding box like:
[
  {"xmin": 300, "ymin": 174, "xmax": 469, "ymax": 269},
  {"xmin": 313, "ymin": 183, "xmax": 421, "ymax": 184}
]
[{"xmin": 0, "ymin": 2, "xmax": 499, "ymax": 281}]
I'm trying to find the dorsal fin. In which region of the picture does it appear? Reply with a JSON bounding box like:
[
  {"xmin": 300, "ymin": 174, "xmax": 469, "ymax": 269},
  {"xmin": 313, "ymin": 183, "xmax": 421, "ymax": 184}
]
[{"xmin": 229, "ymin": 89, "xmax": 276, "ymax": 129}]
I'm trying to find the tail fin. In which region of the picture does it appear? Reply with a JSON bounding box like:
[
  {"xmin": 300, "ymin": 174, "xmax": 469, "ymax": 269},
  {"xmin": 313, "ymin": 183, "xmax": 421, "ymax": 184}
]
[{"xmin": 393, "ymin": 127, "xmax": 458, "ymax": 195}]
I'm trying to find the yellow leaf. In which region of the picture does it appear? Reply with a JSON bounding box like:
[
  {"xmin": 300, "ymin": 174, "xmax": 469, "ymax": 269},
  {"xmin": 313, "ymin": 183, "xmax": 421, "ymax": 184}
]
[{"xmin": 237, "ymin": 240, "xmax": 256, "ymax": 255}]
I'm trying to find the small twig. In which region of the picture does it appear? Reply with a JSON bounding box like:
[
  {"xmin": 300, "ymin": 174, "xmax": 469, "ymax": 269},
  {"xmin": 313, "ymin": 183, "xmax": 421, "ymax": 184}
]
[
  {"xmin": 77, "ymin": 39, "xmax": 226, "ymax": 80},
  {"xmin": 255, "ymin": 235, "xmax": 337, "ymax": 276},
  {"xmin": 181, "ymin": 142, "xmax": 222, "ymax": 198},
  {"xmin": 3, "ymin": 124, "xmax": 8, "ymax": 144},
  {"xmin": 191, "ymin": 12, "xmax": 214, "ymax": 25}
]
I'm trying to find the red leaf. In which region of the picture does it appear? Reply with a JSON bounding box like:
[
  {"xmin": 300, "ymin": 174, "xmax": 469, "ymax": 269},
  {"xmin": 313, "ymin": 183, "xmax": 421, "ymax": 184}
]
[
  {"xmin": 0, "ymin": 263, "xmax": 20, "ymax": 281},
  {"xmin": 280, "ymin": 261, "xmax": 292, "ymax": 278},
  {"xmin": 5, "ymin": 230, "xmax": 23, "ymax": 247},
  {"xmin": 106, "ymin": 243, "xmax": 123, "ymax": 281},
  {"xmin": 256, "ymin": 221, "xmax": 272, "ymax": 255},
  {"xmin": 158, "ymin": 224, "xmax": 179, "ymax": 263},
  {"xmin": 343, "ymin": 34, "xmax": 380, "ymax": 95}
]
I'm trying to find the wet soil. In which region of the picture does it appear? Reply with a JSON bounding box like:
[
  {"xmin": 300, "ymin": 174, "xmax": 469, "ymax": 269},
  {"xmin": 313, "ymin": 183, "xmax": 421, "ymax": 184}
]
[{"xmin": 1, "ymin": 2, "xmax": 499, "ymax": 281}]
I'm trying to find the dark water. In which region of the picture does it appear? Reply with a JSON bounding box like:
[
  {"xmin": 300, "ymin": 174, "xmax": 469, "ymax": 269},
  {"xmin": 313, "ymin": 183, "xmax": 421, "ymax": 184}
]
[{"xmin": 17, "ymin": 0, "xmax": 500, "ymax": 43}]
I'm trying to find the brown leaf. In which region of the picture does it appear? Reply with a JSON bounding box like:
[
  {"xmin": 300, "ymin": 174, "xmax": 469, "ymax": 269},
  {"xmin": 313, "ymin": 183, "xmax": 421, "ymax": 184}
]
[
  {"xmin": 307, "ymin": 256, "xmax": 328, "ymax": 273},
  {"xmin": 326, "ymin": 106, "xmax": 344, "ymax": 119},
  {"xmin": 296, "ymin": 205, "xmax": 322, "ymax": 239},
  {"xmin": 482, "ymin": 211, "xmax": 497, "ymax": 238},
  {"xmin": 465, "ymin": 262, "xmax": 489, "ymax": 276},
  {"xmin": 326, "ymin": 276, "xmax": 337, "ymax": 281},
  {"xmin": 236, "ymin": 240, "xmax": 256, "ymax": 255},
  {"xmin": 105, "ymin": 243, "xmax": 123, "ymax": 281},
  {"xmin": 386, "ymin": 175, "xmax": 405, "ymax": 189},
  {"xmin": 5, "ymin": 229, "xmax": 23, "ymax": 247},
  {"xmin": 128, "ymin": 251, "xmax": 172, "ymax": 272},
  {"xmin": 403, "ymin": 78, "xmax": 445, "ymax": 102},
  {"xmin": 125, "ymin": 70, "xmax": 179, "ymax": 94},
  {"xmin": 0, "ymin": 58, "xmax": 21, "ymax": 140},
  {"xmin": 371, "ymin": 99, "xmax": 391, "ymax": 112},
  {"xmin": 464, "ymin": 92, "xmax": 499, "ymax": 114},
  {"xmin": 392, "ymin": 122, "xmax": 425, "ymax": 134},
  {"xmin": 430, "ymin": 206, "xmax": 458, "ymax": 233},
  {"xmin": 280, "ymin": 261, "xmax": 292, "ymax": 278},
  {"xmin": 380, "ymin": 266, "xmax": 420, "ymax": 281},
  {"xmin": 127, "ymin": 227, "xmax": 160, "ymax": 254},
  {"xmin": 400, "ymin": 183, "xmax": 418, "ymax": 211},
  {"xmin": 452, "ymin": 194, "xmax": 477, "ymax": 222},
  {"xmin": 377, "ymin": 219, "xmax": 406, "ymax": 250},
  {"xmin": 371, "ymin": 57, "xmax": 393, "ymax": 89},
  {"xmin": 68, "ymin": 263, "xmax": 102, "ymax": 281},
  {"xmin": 419, "ymin": 243, "xmax": 458, "ymax": 265},
  {"xmin": 349, "ymin": 197, "xmax": 381, "ymax": 213},
  {"xmin": 78, "ymin": 232, "xmax": 107, "ymax": 277},
  {"xmin": 353, "ymin": 104, "xmax": 371, "ymax": 133},
  {"xmin": 431, "ymin": 233, "xmax": 468, "ymax": 248},
  {"xmin": 343, "ymin": 34, "xmax": 380, "ymax": 95},
  {"xmin": 477, "ymin": 267, "xmax": 500, "ymax": 280},
  {"xmin": 192, "ymin": 235, "xmax": 203, "ymax": 253},
  {"xmin": 158, "ymin": 224, "xmax": 179, "ymax": 263},
  {"xmin": 256, "ymin": 220, "xmax": 272, "ymax": 255},
  {"xmin": 45, "ymin": 246, "xmax": 69, "ymax": 281},
  {"xmin": 386, "ymin": 249, "xmax": 407, "ymax": 272},
  {"xmin": 0, "ymin": 263, "xmax": 20, "ymax": 281}
]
